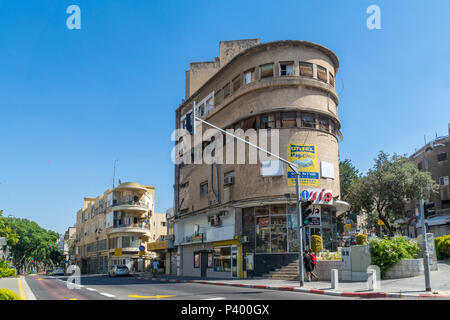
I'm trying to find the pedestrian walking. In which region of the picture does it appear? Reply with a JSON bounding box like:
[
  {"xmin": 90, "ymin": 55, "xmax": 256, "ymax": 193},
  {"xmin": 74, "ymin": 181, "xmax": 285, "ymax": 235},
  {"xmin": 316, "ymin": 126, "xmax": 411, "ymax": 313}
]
[
  {"xmin": 303, "ymin": 250, "xmax": 312, "ymax": 282},
  {"xmin": 308, "ymin": 249, "xmax": 319, "ymax": 281},
  {"xmin": 152, "ymin": 260, "xmax": 159, "ymax": 276}
]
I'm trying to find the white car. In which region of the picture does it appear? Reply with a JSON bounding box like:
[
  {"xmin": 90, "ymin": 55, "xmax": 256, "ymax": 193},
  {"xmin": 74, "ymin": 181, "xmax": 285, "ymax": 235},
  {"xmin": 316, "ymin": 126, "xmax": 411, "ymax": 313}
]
[
  {"xmin": 54, "ymin": 267, "xmax": 65, "ymax": 276},
  {"xmin": 108, "ymin": 265, "xmax": 129, "ymax": 277}
]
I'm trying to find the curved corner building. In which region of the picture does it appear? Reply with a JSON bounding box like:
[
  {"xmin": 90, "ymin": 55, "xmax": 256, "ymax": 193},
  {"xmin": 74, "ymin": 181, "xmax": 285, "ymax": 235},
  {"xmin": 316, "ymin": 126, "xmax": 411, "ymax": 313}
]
[{"xmin": 174, "ymin": 39, "xmax": 350, "ymax": 278}]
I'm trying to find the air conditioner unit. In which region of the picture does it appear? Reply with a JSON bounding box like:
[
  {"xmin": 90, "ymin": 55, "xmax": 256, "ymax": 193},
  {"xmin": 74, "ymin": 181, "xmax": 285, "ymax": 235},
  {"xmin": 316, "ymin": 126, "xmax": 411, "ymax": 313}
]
[
  {"xmin": 224, "ymin": 176, "xmax": 234, "ymax": 186},
  {"xmin": 239, "ymin": 235, "xmax": 249, "ymax": 243}
]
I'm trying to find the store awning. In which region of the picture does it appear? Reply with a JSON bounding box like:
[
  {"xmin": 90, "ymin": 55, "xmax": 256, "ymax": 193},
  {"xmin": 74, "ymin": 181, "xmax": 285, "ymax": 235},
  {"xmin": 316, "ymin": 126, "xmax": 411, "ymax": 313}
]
[
  {"xmin": 334, "ymin": 200, "xmax": 351, "ymax": 216},
  {"xmin": 416, "ymin": 215, "xmax": 450, "ymax": 228}
]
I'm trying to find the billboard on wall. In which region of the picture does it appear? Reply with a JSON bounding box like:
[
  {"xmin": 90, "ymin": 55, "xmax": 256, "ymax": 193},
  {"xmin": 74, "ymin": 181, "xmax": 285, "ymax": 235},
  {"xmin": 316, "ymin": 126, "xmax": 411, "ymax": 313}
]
[{"xmin": 287, "ymin": 144, "xmax": 319, "ymax": 187}]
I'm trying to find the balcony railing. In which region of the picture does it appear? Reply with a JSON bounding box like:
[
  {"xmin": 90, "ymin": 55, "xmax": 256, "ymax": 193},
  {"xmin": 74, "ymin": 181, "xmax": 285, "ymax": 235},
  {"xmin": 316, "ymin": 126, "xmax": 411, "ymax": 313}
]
[{"xmin": 112, "ymin": 200, "xmax": 150, "ymax": 209}]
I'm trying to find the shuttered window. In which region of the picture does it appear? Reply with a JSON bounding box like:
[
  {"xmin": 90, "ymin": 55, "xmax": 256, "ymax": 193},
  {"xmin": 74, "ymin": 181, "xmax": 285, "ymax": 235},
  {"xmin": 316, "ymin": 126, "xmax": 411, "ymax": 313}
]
[
  {"xmin": 317, "ymin": 65, "xmax": 327, "ymax": 82},
  {"xmin": 232, "ymin": 75, "xmax": 242, "ymax": 92},
  {"xmin": 223, "ymin": 83, "xmax": 231, "ymax": 99},
  {"xmin": 299, "ymin": 62, "xmax": 313, "ymax": 77},
  {"xmin": 260, "ymin": 63, "xmax": 274, "ymax": 79},
  {"xmin": 281, "ymin": 112, "xmax": 296, "ymax": 128}
]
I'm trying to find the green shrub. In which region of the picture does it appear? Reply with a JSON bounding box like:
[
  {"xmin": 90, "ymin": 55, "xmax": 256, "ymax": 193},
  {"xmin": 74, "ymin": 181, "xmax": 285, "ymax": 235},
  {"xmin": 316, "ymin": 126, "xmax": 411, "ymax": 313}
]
[
  {"xmin": 0, "ymin": 289, "xmax": 22, "ymax": 300},
  {"xmin": 0, "ymin": 259, "xmax": 11, "ymax": 269},
  {"xmin": 369, "ymin": 236, "xmax": 419, "ymax": 278},
  {"xmin": 0, "ymin": 268, "xmax": 16, "ymax": 278},
  {"xmin": 319, "ymin": 251, "xmax": 341, "ymax": 261},
  {"xmin": 356, "ymin": 234, "xmax": 368, "ymax": 245},
  {"xmin": 311, "ymin": 235, "xmax": 323, "ymax": 253},
  {"xmin": 435, "ymin": 235, "xmax": 450, "ymax": 260}
]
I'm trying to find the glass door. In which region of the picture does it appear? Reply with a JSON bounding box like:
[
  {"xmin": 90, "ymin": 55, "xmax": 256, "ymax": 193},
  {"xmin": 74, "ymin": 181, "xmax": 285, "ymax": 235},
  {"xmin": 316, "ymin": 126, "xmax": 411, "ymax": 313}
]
[{"xmin": 231, "ymin": 246, "xmax": 238, "ymax": 278}]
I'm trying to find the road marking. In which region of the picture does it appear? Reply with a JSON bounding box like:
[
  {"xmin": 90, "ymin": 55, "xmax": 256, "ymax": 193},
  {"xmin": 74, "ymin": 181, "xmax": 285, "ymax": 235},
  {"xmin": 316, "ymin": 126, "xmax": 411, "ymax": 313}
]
[
  {"xmin": 17, "ymin": 277, "xmax": 27, "ymax": 300},
  {"xmin": 69, "ymin": 298, "xmax": 78, "ymax": 300},
  {"xmin": 128, "ymin": 294, "xmax": 176, "ymax": 299},
  {"xmin": 86, "ymin": 288, "xmax": 97, "ymax": 292},
  {"xmin": 100, "ymin": 292, "xmax": 115, "ymax": 298},
  {"xmin": 204, "ymin": 297, "xmax": 225, "ymax": 300},
  {"xmin": 36, "ymin": 278, "xmax": 44, "ymax": 281}
]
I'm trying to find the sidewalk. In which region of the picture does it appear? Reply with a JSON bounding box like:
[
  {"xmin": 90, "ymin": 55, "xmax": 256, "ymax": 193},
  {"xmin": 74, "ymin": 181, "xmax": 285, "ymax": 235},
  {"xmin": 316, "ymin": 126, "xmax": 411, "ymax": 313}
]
[
  {"xmin": 133, "ymin": 262, "xmax": 450, "ymax": 299},
  {"xmin": 0, "ymin": 275, "xmax": 36, "ymax": 300}
]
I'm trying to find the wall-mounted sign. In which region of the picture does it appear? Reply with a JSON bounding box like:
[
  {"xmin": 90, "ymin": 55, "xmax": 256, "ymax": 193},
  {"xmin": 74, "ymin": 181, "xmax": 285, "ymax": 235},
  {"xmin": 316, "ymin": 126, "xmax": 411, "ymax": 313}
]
[
  {"xmin": 287, "ymin": 144, "xmax": 319, "ymax": 187},
  {"xmin": 300, "ymin": 189, "xmax": 334, "ymax": 205},
  {"xmin": 258, "ymin": 217, "xmax": 270, "ymax": 227},
  {"xmin": 191, "ymin": 234, "xmax": 203, "ymax": 243},
  {"xmin": 114, "ymin": 248, "xmax": 122, "ymax": 256}
]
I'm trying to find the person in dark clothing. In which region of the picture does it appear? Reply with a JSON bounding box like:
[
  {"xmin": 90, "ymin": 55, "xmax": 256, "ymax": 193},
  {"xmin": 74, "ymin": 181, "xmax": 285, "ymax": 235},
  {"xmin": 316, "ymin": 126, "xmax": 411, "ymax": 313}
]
[{"xmin": 303, "ymin": 250, "xmax": 312, "ymax": 281}]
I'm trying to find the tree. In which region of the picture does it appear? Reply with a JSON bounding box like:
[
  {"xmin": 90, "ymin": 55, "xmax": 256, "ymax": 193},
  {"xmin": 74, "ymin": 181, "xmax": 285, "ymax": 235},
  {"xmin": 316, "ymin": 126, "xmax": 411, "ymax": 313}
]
[
  {"xmin": 0, "ymin": 210, "xmax": 19, "ymax": 246},
  {"xmin": 337, "ymin": 159, "xmax": 361, "ymax": 233},
  {"xmin": 346, "ymin": 151, "xmax": 438, "ymax": 236}
]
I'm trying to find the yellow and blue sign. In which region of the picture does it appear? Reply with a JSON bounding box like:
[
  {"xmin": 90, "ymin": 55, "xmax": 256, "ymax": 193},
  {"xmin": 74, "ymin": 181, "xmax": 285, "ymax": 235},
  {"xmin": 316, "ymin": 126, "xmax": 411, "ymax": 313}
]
[{"xmin": 287, "ymin": 144, "xmax": 319, "ymax": 187}]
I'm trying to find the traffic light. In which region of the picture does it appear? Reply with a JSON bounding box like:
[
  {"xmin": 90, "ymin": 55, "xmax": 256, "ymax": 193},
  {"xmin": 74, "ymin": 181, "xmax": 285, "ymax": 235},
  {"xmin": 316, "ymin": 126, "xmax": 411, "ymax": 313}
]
[
  {"xmin": 301, "ymin": 200, "xmax": 313, "ymax": 225},
  {"xmin": 423, "ymin": 202, "xmax": 435, "ymax": 219}
]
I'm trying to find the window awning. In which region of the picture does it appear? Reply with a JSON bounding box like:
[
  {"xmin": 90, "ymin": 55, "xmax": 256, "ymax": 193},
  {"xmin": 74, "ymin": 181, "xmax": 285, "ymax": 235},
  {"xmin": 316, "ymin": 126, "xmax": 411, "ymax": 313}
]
[{"xmin": 416, "ymin": 215, "xmax": 450, "ymax": 228}]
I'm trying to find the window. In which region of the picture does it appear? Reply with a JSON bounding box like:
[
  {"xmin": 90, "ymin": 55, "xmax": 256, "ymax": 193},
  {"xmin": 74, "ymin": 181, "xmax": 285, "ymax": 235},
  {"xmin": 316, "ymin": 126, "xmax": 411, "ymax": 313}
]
[
  {"xmin": 200, "ymin": 182, "xmax": 208, "ymax": 195},
  {"xmin": 232, "ymin": 75, "xmax": 241, "ymax": 92},
  {"xmin": 299, "ymin": 62, "xmax": 313, "ymax": 77},
  {"xmin": 213, "ymin": 247, "xmax": 231, "ymax": 272},
  {"xmin": 260, "ymin": 114, "xmax": 275, "ymax": 129},
  {"xmin": 301, "ymin": 113, "xmax": 315, "ymax": 128},
  {"xmin": 224, "ymin": 171, "xmax": 235, "ymax": 186},
  {"xmin": 215, "ymin": 90, "xmax": 223, "ymax": 106},
  {"xmin": 223, "ymin": 83, "xmax": 231, "ymax": 99},
  {"xmin": 279, "ymin": 62, "xmax": 294, "ymax": 76},
  {"xmin": 281, "ymin": 112, "xmax": 296, "ymax": 128},
  {"xmin": 194, "ymin": 252, "xmax": 200, "ymax": 268},
  {"xmin": 418, "ymin": 162, "xmax": 423, "ymax": 170},
  {"xmin": 317, "ymin": 65, "xmax": 327, "ymax": 82},
  {"xmin": 122, "ymin": 236, "xmax": 130, "ymax": 248},
  {"xmin": 161, "ymin": 222, "xmax": 166, "ymax": 227},
  {"xmin": 260, "ymin": 63, "xmax": 274, "ymax": 79},
  {"xmin": 318, "ymin": 116, "xmax": 329, "ymax": 131},
  {"xmin": 424, "ymin": 159, "xmax": 429, "ymax": 170},
  {"xmin": 329, "ymin": 72, "xmax": 335, "ymax": 87},
  {"xmin": 437, "ymin": 152, "xmax": 447, "ymax": 162},
  {"xmin": 198, "ymin": 103, "xmax": 205, "ymax": 117},
  {"xmin": 439, "ymin": 176, "xmax": 449, "ymax": 186},
  {"xmin": 330, "ymin": 120, "xmax": 336, "ymax": 135},
  {"xmin": 243, "ymin": 70, "xmax": 253, "ymax": 85}
]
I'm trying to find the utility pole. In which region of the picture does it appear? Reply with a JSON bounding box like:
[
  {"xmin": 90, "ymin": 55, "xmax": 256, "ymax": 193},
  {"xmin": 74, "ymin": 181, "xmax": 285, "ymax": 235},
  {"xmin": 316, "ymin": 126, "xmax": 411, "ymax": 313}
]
[
  {"xmin": 419, "ymin": 199, "xmax": 432, "ymax": 292},
  {"xmin": 191, "ymin": 106, "xmax": 305, "ymax": 286},
  {"xmin": 113, "ymin": 159, "xmax": 118, "ymax": 189}
]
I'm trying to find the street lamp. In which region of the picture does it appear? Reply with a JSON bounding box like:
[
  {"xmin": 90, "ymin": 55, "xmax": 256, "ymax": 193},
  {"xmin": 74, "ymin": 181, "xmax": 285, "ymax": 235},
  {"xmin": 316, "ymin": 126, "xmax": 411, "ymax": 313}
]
[{"xmin": 190, "ymin": 104, "xmax": 306, "ymax": 286}]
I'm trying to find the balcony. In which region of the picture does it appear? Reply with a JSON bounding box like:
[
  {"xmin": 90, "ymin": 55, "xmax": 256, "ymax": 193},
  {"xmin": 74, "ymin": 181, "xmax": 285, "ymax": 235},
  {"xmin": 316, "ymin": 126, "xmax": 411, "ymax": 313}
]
[
  {"xmin": 106, "ymin": 223, "xmax": 151, "ymax": 236},
  {"xmin": 111, "ymin": 200, "xmax": 150, "ymax": 213}
]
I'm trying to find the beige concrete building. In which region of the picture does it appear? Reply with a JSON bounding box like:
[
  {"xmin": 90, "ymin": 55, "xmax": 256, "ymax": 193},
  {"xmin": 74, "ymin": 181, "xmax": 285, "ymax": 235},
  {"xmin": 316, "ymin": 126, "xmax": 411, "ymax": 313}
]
[
  {"xmin": 173, "ymin": 39, "xmax": 349, "ymax": 278},
  {"xmin": 74, "ymin": 182, "xmax": 155, "ymax": 274},
  {"xmin": 404, "ymin": 124, "xmax": 450, "ymax": 237}
]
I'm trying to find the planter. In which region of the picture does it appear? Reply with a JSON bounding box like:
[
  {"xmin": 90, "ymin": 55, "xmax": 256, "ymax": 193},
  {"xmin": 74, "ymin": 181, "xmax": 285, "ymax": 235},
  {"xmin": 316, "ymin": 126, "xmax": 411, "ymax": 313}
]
[{"xmin": 384, "ymin": 258, "xmax": 437, "ymax": 279}]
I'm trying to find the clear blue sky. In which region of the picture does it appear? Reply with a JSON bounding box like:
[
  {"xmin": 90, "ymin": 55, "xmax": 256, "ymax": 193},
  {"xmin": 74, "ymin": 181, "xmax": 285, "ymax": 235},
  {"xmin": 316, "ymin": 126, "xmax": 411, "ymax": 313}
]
[{"xmin": 0, "ymin": 0, "xmax": 449, "ymax": 234}]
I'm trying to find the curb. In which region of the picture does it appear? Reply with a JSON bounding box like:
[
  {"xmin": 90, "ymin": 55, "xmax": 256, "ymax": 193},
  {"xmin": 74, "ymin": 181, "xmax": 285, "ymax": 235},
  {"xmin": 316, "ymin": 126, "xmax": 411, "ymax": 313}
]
[{"xmin": 131, "ymin": 274, "xmax": 450, "ymax": 299}]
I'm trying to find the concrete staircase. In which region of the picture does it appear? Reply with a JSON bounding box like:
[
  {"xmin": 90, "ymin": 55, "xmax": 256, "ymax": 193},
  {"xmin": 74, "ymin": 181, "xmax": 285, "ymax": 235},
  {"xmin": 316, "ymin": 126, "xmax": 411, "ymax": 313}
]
[{"xmin": 262, "ymin": 260, "xmax": 300, "ymax": 280}]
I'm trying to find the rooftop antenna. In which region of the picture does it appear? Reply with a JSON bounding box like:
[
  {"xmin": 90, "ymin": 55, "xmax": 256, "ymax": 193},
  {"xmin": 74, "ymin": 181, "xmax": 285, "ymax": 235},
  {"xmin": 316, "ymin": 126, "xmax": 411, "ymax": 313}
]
[
  {"xmin": 424, "ymin": 135, "xmax": 426, "ymax": 145},
  {"xmin": 113, "ymin": 159, "xmax": 118, "ymax": 189}
]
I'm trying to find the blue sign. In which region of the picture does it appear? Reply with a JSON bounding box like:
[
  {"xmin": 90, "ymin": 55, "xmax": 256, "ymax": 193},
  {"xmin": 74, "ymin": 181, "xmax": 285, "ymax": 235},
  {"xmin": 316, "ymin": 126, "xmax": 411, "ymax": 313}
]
[
  {"xmin": 301, "ymin": 190, "xmax": 309, "ymax": 200},
  {"xmin": 139, "ymin": 245, "xmax": 145, "ymax": 251}
]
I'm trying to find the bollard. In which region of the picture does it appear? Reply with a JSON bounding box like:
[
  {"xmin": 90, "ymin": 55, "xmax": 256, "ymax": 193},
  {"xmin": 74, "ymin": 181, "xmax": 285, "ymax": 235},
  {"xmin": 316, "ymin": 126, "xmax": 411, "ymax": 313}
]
[
  {"xmin": 331, "ymin": 269, "xmax": 339, "ymax": 289},
  {"xmin": 367, "ymin": 269, "xmax": 379, "ymax": 291}
]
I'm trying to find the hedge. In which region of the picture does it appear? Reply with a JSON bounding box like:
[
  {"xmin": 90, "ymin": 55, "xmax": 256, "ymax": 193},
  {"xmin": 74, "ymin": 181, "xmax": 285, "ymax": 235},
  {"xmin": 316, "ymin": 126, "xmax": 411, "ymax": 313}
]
[
  {"xmin": 434, "ymin": 235, "xmax": 450, "ymax": 260},
  {"xmin": 311, "ymin": 235, "xmax": 323, "ymax": 253},
  {"xmin": 369, "ymin": 236, "xmax": 419, "ymax": 278},
  {"xmin": 0, "ymin": 268, "xmax": 16, "ymax": 278},
  {"xmin": 356, "ymin": 234, "xmax": 368, "ymax": 245},
  {"xmin": 0, "ymin": 289, "xmax": 22, "ymax": 300}
]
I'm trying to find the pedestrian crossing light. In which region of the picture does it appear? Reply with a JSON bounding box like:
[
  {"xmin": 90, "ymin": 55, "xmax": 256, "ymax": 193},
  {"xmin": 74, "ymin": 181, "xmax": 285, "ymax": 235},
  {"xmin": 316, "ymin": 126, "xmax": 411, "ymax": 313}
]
[
  {"xmin": 423, "ymin": 202, "xmax": 435, "ymax": 219},
  {"xmin": 301, "ymin": 200, "xmax": 313, "ymax": 225}
]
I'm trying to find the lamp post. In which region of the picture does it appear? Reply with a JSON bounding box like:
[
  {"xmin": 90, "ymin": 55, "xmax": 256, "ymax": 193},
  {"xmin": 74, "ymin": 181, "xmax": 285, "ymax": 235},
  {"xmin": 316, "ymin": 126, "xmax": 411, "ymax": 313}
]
[{"xmin": 190, "ymin": 107, "xmax": 305, "ymax": 286}]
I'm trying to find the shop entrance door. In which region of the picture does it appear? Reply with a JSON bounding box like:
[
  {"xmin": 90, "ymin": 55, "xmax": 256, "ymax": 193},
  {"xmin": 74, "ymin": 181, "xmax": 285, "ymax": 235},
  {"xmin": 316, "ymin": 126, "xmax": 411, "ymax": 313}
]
[
  {"xmin": 200, "ymin": 251, "xmax": 208, "ymax": 278},
  {"xmin": 231, "ymin": 246, "xmax": 238, "ymax": 278}
]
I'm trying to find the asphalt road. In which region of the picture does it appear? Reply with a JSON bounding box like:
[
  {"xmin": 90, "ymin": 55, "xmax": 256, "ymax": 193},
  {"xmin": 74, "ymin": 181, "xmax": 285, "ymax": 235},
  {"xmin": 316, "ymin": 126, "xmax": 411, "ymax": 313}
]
[{"xmin": 24, "ymin": 274, "xmax": 356, "ymax": 300}]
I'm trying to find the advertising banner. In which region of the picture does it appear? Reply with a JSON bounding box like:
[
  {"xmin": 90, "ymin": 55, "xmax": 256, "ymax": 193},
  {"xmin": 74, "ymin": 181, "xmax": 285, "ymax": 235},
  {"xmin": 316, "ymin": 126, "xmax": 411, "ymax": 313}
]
[{"xmin": 287, "ymin": 144, "xmax": 319, "ymax": 187}]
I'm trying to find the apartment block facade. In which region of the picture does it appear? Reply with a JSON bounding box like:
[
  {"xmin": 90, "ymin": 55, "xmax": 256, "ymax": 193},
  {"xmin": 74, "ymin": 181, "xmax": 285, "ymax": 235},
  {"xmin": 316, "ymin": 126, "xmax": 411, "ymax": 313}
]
[
  {"xmin": 173, "ymin": 39, "xmax": 349, "ymax": 279},
  {"xmin": 74, "ymin": 182, "xmax": 156, "ymax": 274}
]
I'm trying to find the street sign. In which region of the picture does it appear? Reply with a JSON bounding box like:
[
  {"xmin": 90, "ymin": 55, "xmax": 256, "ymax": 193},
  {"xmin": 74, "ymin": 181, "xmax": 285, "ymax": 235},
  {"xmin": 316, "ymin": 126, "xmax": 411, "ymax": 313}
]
[
  {"xmin": 139, "ymin": 245, "xmax": 145, "ymax": 251},
  {"xmin": 114, "ymin": 248, "xmax": 122, "ymax": 256},
  {"xmin": 345, "ymin": 224, "xmax": 351, "ymax": 229},
  {"xmin": 139, "ymin": 251, "xmax": 145, "ymax": 256},
  {"xmin": 301, "ymin": 190, "xmax": 309, "ymax": 200},
  {"xmin": 377, "ymin": 219, "xmax": 384, "ymax": 225}
]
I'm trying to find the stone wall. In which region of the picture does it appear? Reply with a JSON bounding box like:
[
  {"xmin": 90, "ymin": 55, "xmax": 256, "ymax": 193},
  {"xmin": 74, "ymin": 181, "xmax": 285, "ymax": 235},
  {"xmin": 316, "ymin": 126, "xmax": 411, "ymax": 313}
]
[
  {"xmin": 384, "ymin": 259, "xmax": 436, "ymax": 279},
  {"xmin": 315, "ymin": 260, "xmax": 342, "ymax": 281}
]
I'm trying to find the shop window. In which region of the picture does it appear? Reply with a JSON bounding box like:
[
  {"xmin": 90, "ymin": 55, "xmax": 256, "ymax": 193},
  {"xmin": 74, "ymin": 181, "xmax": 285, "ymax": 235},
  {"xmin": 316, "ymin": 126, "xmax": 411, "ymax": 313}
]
[
  {"xmin": 279, "ymin": 62, "xmax": 294, "ymax": 76},
  {"xmin": 194, "ymin": 252, "xmax": 200, "ymax": 268},
  {"xmin": 213, "ymin": 247, "xmax": 231, "ymax": 272},
  {"xmin": 260, "ymin": 63, "xmax": 274, "ymax": 79},
  {"xmin": 437, "ymin": 152, "xmax": 447, "ymax": 162},
  {"xmin": 223, "ymin": 83, "xmax": 231, "ymax": 99},
  {"xmin": 301, "ymin": 113, "xmax": 315, "ymax": 128},
  {"xmin": 299, "ymin": 62, "xmax": 313, "ymax": 77},
  {"xmin": 260, "ymin": 114, "xmax": 275, "ymax": 129},
  {"xmin": 281, "ymin": 112, "xmax": 296, "ymax": 128},
  {"xmin": 200, "ymin": 182, "xmax": 208, "ymax": 196},
  {"xmin": 243, "ymin": 70, "xmax": 253, "ymax": 85},
  {"xmin": 329, "ymin": 72, "xmax": 335, "ymax": 87},
  {"xmin": 215, "ymin": 90, "xmax": 223, "ymax": 106},
  {"xmin": 270, "ymin": 204, "xmax": 286, "ymax": 215},
  {"xmin": 255, "ymin": 217, "xmax": 271, "ymax": 253},
  {"xmin": 317, "ymin": 65, "xmax": 328, "ymax": 82},
  {"xmin": 255, "ymin": 206, "xmax": 270, "ymax": 216},
  {"xmin": 319, "ymin": 116, "xmax": 329, "ymax": 131},
  {"xmin": 207, "ymin": 252, "xmax": 213, "ymax": 268},
  {"xmin": 232, "ymin": 74, "xmax": 242, "ymax": 92},
  {"xmin": 271, "ymin": 216, "xmax": 287, "ymax": 253}
]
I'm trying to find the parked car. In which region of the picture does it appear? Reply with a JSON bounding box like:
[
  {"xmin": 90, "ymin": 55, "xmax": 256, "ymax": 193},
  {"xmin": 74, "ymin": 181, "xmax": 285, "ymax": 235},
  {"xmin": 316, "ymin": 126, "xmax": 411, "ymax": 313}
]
[
  {"xmin": 53, "ymin": 267, "xmax": 65, "ymax": 276},
  {"xmin": 46, "ymin": 269, "xmax": 54, "ymax": 276},
  {"xmin": 108, "ymin": 265, "xmax": 129, "ymax": 277}
]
